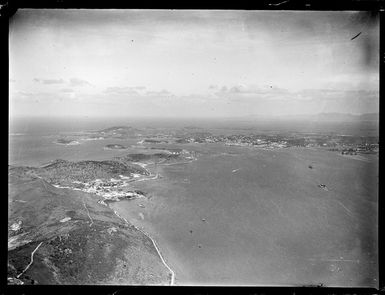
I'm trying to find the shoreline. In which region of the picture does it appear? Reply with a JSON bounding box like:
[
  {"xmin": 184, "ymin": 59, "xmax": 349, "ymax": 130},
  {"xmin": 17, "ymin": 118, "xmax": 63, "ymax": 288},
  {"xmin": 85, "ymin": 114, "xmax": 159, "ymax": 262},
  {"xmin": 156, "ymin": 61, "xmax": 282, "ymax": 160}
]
[
  {"xmin": 50, "ymin": 161, "xmax": 177, "ymax": 285},
  {"xmin": 111, "ymin": 162, "xmax": 177, "ymax": 285},
  {"xmin": 10, "ymin": 156, "xmax": 195, "ymax": 285},
  {"xmin": 53, "ymin": 141, "xmax": 81, "ymax": 146},
  {"xmin": 157, "ymin": 159, "xmax": 196, "ymax": 166},
  {"xmin": 33, "ymin": 159, "xmax": 177, "ymax": 285},
  {"xmin": 111, "ymin": 208, "xmax": 176, "ymax": 285}
]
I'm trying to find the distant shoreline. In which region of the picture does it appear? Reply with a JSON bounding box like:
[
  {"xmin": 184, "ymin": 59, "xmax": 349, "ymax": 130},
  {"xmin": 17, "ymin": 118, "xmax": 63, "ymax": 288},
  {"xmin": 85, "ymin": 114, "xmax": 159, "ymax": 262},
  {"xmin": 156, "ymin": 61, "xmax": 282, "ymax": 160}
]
[{"xmin": 54, "ymin": 140, "xmax": 81, "ymax": 146}]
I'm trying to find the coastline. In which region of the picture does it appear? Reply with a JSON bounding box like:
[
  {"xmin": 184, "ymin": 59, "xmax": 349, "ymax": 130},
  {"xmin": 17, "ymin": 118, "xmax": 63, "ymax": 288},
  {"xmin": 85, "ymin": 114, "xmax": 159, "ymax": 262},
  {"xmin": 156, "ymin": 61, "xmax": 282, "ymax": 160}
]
[
  {"xmin": 51, "ymin": 173, "xmax": 177, "ymax": 284},
  {"xmin": 111, "ymin": 207, "xmax": 176, "ymax": 285},
  {"xmin": 105, "ymin": 159, "xmax": 197, "ymax": 285},
  {"xmin": 108, "ymin": 162, "xmax": 179, "ymax": 285},
  {"xmin": 14, "ymin": 158, "xmax": 177, "ymax": 285},
  {"xmin": 53, "ymin": 140, "xmax": 81, "ymax": 146}
]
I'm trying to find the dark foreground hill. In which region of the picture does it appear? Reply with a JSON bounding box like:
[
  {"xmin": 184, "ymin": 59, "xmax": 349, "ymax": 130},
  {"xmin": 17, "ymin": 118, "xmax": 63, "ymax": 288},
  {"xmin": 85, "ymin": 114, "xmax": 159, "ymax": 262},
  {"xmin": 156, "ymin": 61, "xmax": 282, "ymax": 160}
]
[{"xmin": 8, "ymin": 173, "xmax": 171, "ymax": 285}]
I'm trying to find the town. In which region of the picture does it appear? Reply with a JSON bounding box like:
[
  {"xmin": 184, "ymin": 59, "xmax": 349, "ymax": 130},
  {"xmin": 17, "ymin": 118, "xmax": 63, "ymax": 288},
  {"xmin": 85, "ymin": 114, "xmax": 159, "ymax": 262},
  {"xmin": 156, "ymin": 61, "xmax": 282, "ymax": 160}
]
[
  {"xmin": 172, "ymin": 131, "xmax": 379, "ymax": 154},
  {"xmin": 53, "ymin": 176, "xmax": 148, "ymax": 205}
]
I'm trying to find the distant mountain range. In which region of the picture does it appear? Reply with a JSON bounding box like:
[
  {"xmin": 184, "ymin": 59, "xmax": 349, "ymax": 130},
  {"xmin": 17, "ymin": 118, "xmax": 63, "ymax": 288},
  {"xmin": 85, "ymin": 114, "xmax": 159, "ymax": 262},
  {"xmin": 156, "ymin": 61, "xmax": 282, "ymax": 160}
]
[
  {"xmin": 358, "ymin": 113, "xmax": 380, "ymax": 121},
  {"xmin": 243, "ymin": 113, "xmax": 379, "ymax": 122},
  {"xmin": 288, "ymin": 113, "xmax": 379, "ymax": 122}
]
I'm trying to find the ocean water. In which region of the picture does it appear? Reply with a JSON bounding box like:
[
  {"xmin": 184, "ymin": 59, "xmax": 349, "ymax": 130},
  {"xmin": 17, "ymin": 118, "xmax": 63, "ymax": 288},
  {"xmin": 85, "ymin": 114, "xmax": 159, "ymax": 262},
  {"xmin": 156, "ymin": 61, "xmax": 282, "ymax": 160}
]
[
  {"xmin": 9, "ymin": 117, "xmax": 379, "ymax": 287},
  {"xmin": 9, "ymin": 117, "xmax": 146, "ymax": 166},
  {"xmin": 110, "ymin": 145, "xmax": 378, "ymax": 287}
]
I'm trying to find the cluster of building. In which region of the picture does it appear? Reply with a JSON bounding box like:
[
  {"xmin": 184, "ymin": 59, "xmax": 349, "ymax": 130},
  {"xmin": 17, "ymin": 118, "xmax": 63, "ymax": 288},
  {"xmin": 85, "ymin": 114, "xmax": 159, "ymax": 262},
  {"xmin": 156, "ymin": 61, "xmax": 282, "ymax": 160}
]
[
  {"xmin": 54, "ymin": 175, "xmax": 147, "ymax": 204},
  {"xmin": 337, "ymin": 144, "xmax": 379, "ymax": 155},
  {"xmin": 177, "ymin": 133, "xmax": 290, "ymax": 149},
  {"xmin": 175, "ymin": 132, "xmax": 379, "ymax": 154}
]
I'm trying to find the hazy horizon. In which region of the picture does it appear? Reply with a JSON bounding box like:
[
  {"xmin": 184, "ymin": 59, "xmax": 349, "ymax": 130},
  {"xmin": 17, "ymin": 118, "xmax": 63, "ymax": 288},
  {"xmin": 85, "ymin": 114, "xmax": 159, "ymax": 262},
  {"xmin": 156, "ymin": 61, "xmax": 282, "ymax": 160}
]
[
  {"xmin": 9, "ymin": 10, "xmax": 379, "ymax": 118},
  {"xmin": 9, "ymin": 111, "xmax": 380, "ymax": 121}
]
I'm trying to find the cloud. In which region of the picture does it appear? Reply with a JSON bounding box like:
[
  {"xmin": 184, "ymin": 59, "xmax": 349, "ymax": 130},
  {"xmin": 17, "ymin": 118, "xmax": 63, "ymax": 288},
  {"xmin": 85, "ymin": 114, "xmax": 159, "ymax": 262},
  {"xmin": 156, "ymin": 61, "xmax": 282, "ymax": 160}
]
[
  {"xmin": 17, "ymin": 91, "xmax": 34, "ymax": 97},
  {"xmin": 11, "ymin": 90, "xmax": 80, "ymax": 105},
  {"xmin": 319, "ymin": 72, "xmax": 379, "ymax": 91},
  {"xmin": 145, "ymin": 90, "xmax": 173, "ymax": 96},
  {"xmin": 132, "ymin": 86, "xmax": 147, "ymax": 90},
  {"xmin": 103, "ymin": 86, "xmax": 174, "ymax": 98},
  {"xmin": 69, "ymin": 78, "xmax": 91, "ymax": 87},
  {"xmin": 215, "ymin": 84, "xmax": 291, "ymax": 100},
  {"xmin": 60, "ymin": 88, "xmax": 75, "ymax": 93},
  {"xmin": 216, "ymin": 85, "xmax": 254, "ymax": 95},
  {"xmin": 103, "ymin": 87, "xmax": 141, "ymax": 96},
  {"xmin": 298, "ymin": 88, "xmax": 378, "ymax": 101},
  {"xmin": 86, "ymin": 87, "xmax": 180, "ymax": 110},
  {"xmin": 33, "ymin": 77, "xmax": 91, "ymax": 87},
  {"xmin": 34, "ymin": 78, "xmax": 65, "ymax": 84},
  {"xmin": 209, "ymin": 83, "xmax": 379, "ymax": 114},
  {"xmin": 228, "ymin": 85, "xmax": 252, "ymax": 94},
  {"xmin": 10, "ymin": 91, "xmax": 44, "ymax": 104}
]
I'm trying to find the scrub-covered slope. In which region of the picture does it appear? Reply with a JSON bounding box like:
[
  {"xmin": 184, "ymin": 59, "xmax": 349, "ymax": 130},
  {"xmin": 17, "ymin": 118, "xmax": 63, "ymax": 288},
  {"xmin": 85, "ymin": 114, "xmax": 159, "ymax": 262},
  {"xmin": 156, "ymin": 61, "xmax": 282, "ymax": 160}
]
[{"xmin": 8, "ymin": 172, "xmax": 172, "ymax": 285}]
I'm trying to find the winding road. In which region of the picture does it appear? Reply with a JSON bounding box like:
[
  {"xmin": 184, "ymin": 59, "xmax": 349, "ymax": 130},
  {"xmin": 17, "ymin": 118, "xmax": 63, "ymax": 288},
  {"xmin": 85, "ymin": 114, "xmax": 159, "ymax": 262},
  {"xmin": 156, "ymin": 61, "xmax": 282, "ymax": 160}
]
[{"xmin": 17, "ymin": 242, "xmax": 44, "ymax": 279}]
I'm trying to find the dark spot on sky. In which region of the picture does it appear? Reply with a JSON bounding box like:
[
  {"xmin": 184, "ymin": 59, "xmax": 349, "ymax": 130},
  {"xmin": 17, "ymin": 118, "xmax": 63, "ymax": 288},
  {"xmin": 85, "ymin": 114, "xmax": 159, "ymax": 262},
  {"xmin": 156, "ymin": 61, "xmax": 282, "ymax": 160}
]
[{"xmin": 350, "ymin": 32, "xmax": 361, "ymax": 41}]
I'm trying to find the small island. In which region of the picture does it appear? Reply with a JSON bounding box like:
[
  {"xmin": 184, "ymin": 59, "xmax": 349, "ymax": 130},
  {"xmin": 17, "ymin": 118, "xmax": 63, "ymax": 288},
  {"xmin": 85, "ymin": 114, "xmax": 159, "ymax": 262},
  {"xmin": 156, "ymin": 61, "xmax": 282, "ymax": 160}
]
[
  {"xmin": 54, "ymin": 139, "xmax": 80, "ymax": 145},
  {"xmin": 104, "ymin": 144, "xmax": 127, "ymax": 150}
]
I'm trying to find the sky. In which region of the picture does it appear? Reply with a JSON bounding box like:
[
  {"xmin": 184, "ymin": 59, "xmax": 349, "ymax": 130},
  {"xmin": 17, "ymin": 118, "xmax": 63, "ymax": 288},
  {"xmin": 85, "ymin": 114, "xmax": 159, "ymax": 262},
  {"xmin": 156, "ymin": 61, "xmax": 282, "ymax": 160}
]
[{"xmin": 9, "ymin": 10, "xmax": 379, "ymax": 119}]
